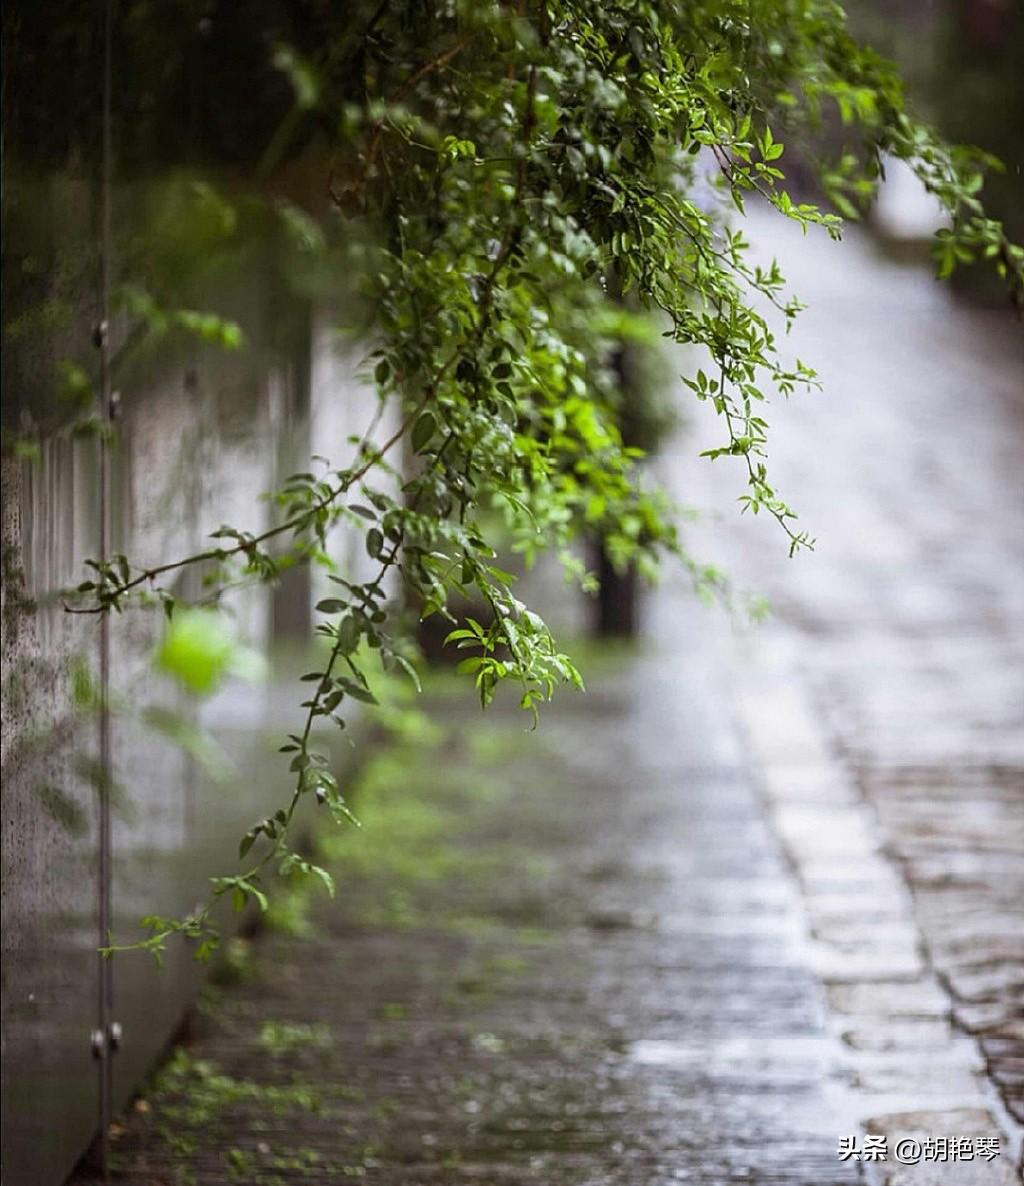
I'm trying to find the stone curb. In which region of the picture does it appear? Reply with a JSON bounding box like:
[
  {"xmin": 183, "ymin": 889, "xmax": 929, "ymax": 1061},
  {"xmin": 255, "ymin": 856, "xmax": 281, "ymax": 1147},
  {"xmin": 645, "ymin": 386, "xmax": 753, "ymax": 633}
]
[{"xmin": 729, "ymin": 632, "xmax": 1023, "ymax": 1184}]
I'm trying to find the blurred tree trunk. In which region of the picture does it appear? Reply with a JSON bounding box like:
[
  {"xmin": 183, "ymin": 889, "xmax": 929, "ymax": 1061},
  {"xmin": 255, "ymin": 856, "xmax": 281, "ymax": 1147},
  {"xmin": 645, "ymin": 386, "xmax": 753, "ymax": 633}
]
[
  {"xmin": 592, "ymin": 343, "xmax": 639, "ymax": 639},
  {"xmin": 591, "ymin": 537, "xmax": 639, "ymax": 637},
  {"xmin": 941, "ymin": 0, "xmax": 1023, "ymax": 306}
]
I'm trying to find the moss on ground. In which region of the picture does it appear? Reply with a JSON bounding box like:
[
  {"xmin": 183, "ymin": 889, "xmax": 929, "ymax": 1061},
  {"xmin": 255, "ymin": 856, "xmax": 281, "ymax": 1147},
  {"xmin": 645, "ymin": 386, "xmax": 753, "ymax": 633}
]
[{"xmin": 101, "ymin": 668, "xmax": 596, "ymax": 1184}]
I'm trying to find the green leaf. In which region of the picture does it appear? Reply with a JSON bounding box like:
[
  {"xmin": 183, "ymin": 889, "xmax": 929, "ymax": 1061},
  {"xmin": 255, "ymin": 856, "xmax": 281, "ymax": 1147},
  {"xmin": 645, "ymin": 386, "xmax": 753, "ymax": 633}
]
[
  {"xmin": 338, "ymin": 679, "xmax": 378, "ymax": 705},
  {"xmin": 316, "ymin": 598, "xmax": 346, "ymax": 614},
  {"xmin": 309, "ymin": 863, "xmax": 335, "ymax": 898},
  {"xmin": 411, "ymin": 411, "xmax": 437, "ymax": 453},
  {"xmin": 393, "ymin": 654, "xmax": 422, "ymax": 692},
  {"xmin": 444, "ymin": 628, "xmax": 478, "ymax": 643},
  {"xmin": 337, "ymin": 614, "xmax": 361, "ymax": 654},
  {"xmin": 155, "ymin": 609, "xmax": 236, "ymax": 696}
]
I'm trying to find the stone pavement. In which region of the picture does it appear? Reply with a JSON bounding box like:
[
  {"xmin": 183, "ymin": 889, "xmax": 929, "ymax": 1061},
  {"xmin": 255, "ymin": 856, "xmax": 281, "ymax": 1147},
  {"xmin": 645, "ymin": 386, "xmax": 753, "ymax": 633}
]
[
  {"xmin": 679, "ymin": 208, "xmax": 1024, "ymax": 1182},
  {"xmin": 74, "ymin": 605, "xmax": 874, "ymax": 1186}
]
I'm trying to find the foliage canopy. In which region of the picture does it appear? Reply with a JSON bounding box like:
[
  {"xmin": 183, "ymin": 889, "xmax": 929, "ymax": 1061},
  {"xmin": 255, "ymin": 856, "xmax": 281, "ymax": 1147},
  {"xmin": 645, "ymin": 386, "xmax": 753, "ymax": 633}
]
[{"xmin": 60, "ymin": 0, "xmax": 1021, "ymax": 959}]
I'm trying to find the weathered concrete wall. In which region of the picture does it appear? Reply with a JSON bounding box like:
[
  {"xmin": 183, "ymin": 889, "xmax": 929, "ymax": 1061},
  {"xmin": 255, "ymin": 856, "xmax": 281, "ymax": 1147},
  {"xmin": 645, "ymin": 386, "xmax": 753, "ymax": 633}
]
[
  {"xmin": 1, "ymin": 295, "xmax": 379, "ymax": 1185},
  {"xmin": 1, "ymin": 7, "xmax": 395, "ymax": 1179},
  {"xmin": 2, "ymin": 438, "xmax": 104, "ymax": 1186}
]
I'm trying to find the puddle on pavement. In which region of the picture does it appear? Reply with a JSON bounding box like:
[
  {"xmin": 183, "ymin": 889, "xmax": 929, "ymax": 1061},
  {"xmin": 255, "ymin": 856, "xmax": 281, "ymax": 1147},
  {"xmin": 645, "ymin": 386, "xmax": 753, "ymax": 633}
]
[{"xmin": 629, "ymin": 1036, "xmax": 835, "ymax": 1075}]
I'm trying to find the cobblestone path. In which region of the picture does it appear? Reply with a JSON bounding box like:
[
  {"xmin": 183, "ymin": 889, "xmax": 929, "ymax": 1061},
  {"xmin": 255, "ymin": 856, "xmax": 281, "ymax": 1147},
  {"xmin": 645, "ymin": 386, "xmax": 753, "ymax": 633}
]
[{"xmin": 682, "ymin": 210, "xmax": 1024, "ymax": 1182}]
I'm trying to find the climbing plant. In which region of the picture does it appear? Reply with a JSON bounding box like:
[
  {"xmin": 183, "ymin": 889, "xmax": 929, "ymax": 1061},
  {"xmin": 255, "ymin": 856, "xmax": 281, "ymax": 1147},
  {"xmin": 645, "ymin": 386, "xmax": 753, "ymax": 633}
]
[{"xmin": 60, "ymin": 0, "xmax": 1021, "ymax": 959}]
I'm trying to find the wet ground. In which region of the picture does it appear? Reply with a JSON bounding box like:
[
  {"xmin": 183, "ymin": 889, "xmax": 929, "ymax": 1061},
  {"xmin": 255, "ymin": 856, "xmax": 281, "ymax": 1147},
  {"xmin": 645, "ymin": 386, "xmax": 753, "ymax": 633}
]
[
  {"xmin": 71, "ymin": 214, "xmax": 1022, "ymax": 1185},
  {"xmin": 85, "ymin": 627, "xmax": 866, "ymax": 1186},
  {"xmin": 680, "ymin": 210, "xmax": 1024, "ymax": 1181}
]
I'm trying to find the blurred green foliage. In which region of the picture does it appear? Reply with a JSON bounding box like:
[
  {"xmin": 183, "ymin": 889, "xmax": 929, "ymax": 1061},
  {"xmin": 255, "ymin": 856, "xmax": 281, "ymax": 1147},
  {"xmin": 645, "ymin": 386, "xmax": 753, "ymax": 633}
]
[{"xmin": 155, "ymin": 608, "xmax": 265, "ymax": 696}]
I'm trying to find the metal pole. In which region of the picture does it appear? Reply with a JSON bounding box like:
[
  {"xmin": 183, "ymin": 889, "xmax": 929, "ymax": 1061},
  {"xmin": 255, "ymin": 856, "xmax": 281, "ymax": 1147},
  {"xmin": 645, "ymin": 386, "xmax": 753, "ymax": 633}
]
[{"xmin": 96, "ymin": 0, "xmax": 115, "ymax": 1176}]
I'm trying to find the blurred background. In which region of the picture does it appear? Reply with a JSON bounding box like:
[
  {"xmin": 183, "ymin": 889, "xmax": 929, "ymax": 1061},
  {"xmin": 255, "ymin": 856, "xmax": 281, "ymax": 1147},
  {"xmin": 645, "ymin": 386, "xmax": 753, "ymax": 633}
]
[{"xmin": 3, "ymin": 3, "xmax": 1022, "ymax": 1184}]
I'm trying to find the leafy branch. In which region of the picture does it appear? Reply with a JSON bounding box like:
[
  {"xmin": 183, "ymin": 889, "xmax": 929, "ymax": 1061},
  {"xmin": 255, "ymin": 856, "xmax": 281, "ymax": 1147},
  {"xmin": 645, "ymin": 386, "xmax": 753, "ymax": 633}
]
[{"xmin": 64, "ymin": 0, "xmax": 1022, "ymax": 963}]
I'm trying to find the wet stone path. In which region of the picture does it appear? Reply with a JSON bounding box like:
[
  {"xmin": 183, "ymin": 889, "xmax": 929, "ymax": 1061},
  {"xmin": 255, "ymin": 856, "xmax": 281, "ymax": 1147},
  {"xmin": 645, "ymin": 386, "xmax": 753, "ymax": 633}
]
[
  {"xmin": 683, "ymin": 210, "xmax": 1024, "ymax": 1182},
  {"xmin": 88, "ymin": 604, "xmax": 865, "ymax": 1186}
]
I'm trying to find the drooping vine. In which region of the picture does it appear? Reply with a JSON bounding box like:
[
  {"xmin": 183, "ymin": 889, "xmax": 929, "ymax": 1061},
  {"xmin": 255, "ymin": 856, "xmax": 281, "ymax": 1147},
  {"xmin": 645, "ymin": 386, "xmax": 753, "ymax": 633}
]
[{"xmin": 65, "ymin": 0, "xmax": 1021, "ymax": 960}]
